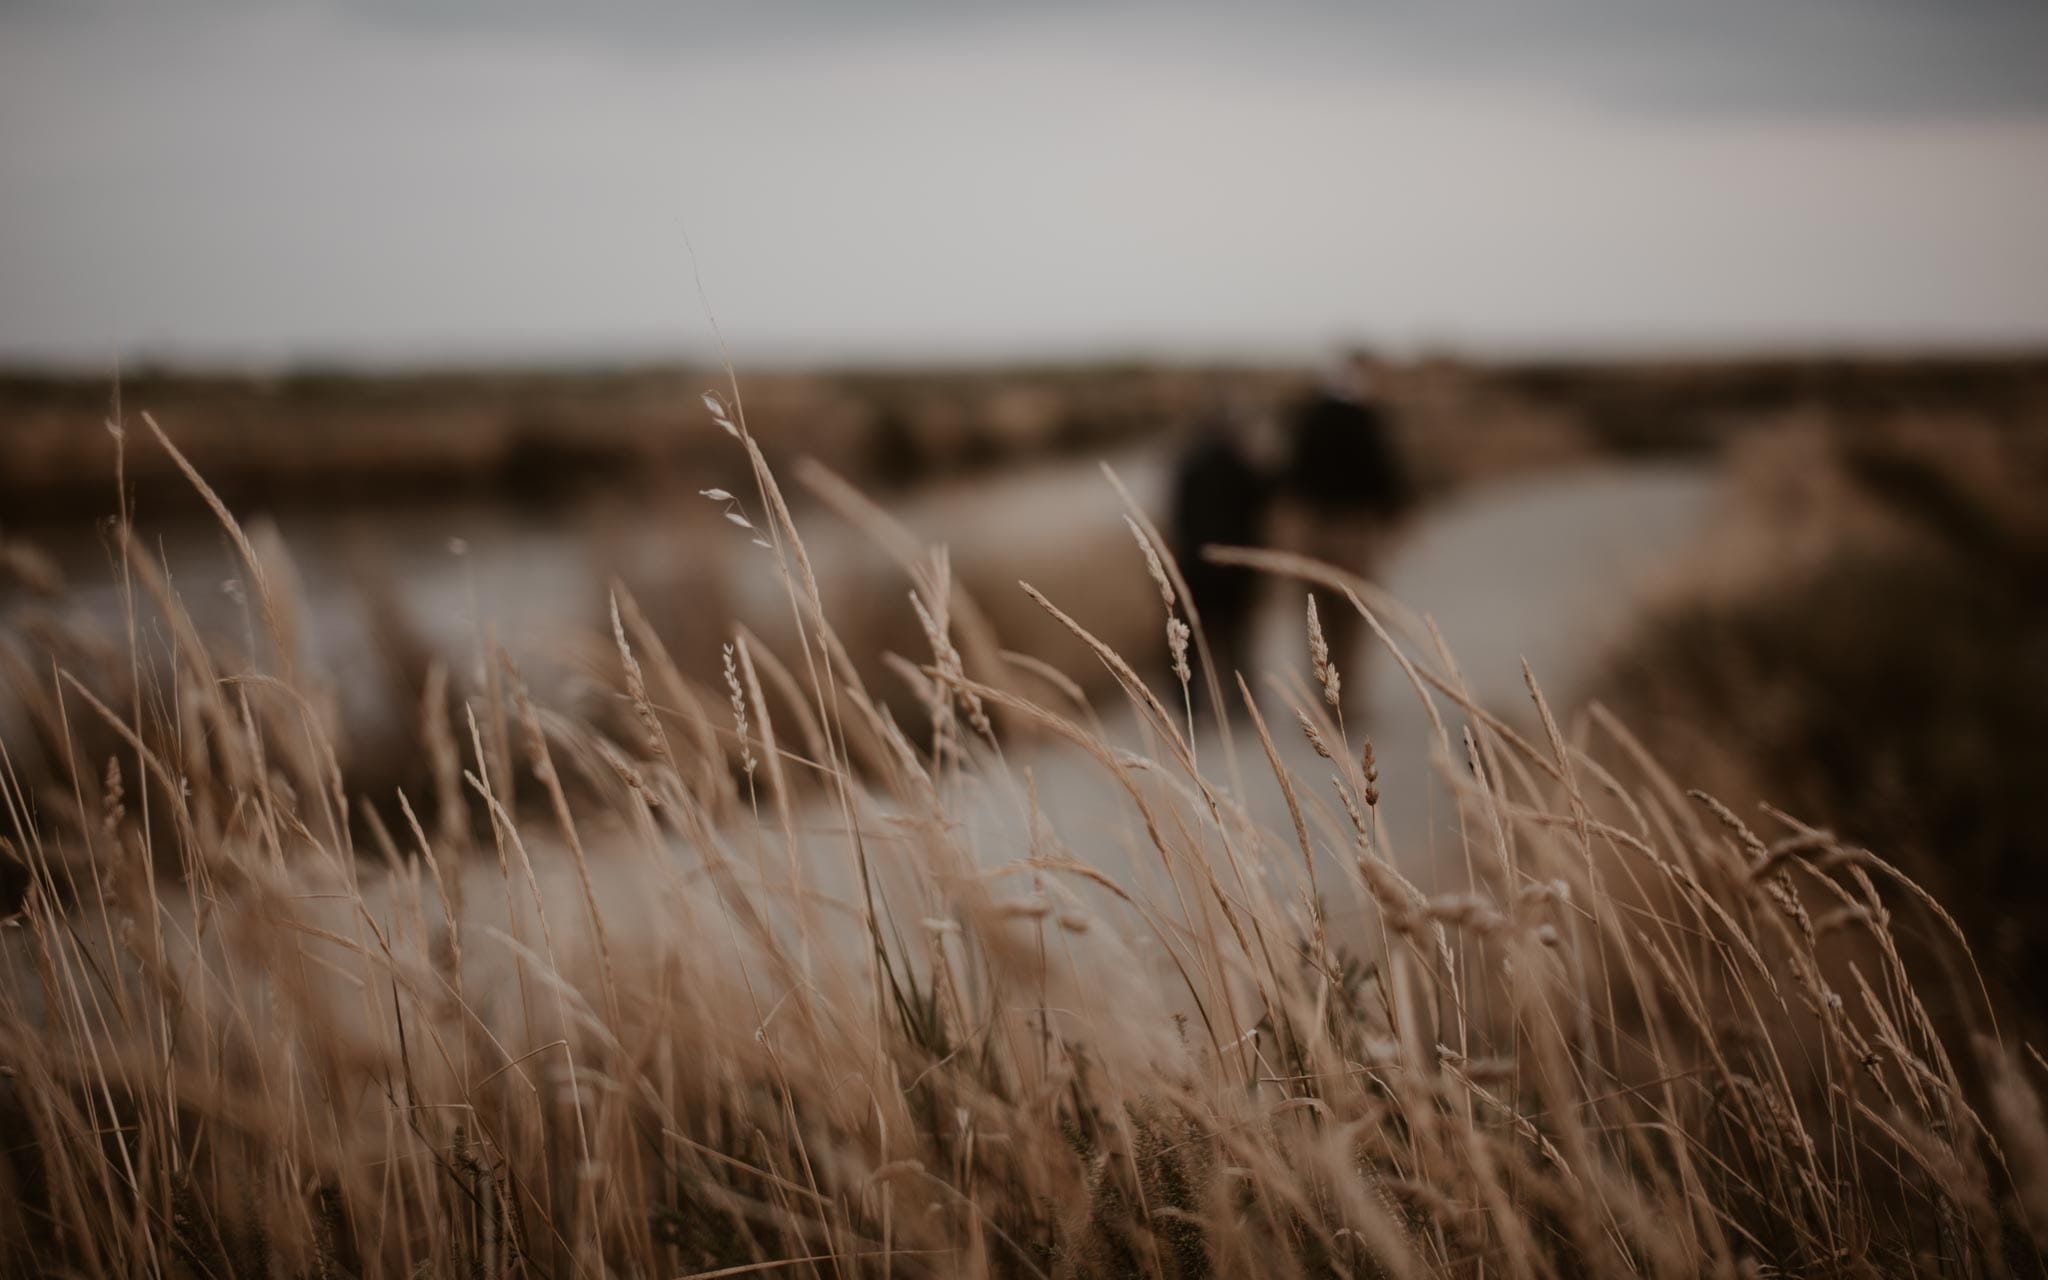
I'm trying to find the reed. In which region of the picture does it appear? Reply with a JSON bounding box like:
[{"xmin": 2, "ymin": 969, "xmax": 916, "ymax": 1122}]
[{"xmin": 0, "ymin": 396, "xmax": 2041, "ymax": 1279}]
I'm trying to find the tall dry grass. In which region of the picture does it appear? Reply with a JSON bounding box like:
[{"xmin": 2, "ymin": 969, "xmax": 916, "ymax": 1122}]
[
  {"xmin": 1, "ymin": 391, "xmax": 2045, "ymax": 1279},
  {"xmin": 1600, "ymin": 414, "xmax": 2048, "ymax": 1034}
]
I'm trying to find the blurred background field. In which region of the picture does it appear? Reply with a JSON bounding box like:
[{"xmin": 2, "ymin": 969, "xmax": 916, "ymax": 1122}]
[{"xmin": 8, "ymin": 354, "xmax": 2048, "ymax": 520}]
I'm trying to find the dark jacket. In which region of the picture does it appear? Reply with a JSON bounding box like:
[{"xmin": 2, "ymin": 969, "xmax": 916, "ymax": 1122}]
[
  {"xmin": 1169, "ymin": 428, "xmax": 1272, "ymax": 613},
  {"xmin": 1282, "ymin": 392, "xmax": 1412, "ymax": 517}
]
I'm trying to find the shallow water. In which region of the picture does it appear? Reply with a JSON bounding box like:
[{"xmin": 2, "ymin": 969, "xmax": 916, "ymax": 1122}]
[
  {"xmin": 4, "ymin": 451, "xmax": 1711, "ymax": 846},
  {"xmin": 745, "ymin": 459, "xmax": 1720, "ymax": 974},
  {"xmin": 0, "ymin": 447, "xmax": 1165, "ymax": 754},
  {"xmin": 3, "ymin": 456, "xmax": 1720, "ymax": 1040}
]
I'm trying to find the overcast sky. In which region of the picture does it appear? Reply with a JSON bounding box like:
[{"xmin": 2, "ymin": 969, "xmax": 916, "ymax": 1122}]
[{"xmin": 4, "ymin": 1, "xmax": 2047, "ymax": 366}]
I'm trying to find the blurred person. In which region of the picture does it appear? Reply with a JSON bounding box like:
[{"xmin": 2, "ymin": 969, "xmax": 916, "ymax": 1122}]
[
  {"xmin": 1278, "ymin": 356, "xmax": 1414, "ymax": 713},
  {"xmin": 1167, "ymin": 403, "xmax": 1275, "ymax": 703}
]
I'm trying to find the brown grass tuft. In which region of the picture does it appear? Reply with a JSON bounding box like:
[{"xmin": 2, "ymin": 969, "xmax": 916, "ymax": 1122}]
[{"xmin": 0, "ymin": 401, "xmax": 2043, "ymax": 1279}]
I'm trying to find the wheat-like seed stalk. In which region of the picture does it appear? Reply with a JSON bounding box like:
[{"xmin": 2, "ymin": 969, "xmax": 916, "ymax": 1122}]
[
  {"xmin": 1308, "ymin": 593, "xmax": 1341, "ymax": 708},
  {"xmin": 910, "ymin": 552, "xmax": 991, "ymax": 741},
  {"xmin": 1126, "ymin": 514, "xmax": 1195, "ymax": 732},
  {"xmin": 1297, "ymin": 706, "xmax": 1332, "ymax": 759},
  {"xmin": 723, "ymin": 640, "xmax": 756, "ymax": 776}
]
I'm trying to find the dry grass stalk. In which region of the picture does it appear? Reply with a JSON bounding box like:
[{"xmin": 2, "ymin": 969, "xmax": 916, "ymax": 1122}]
[{"xmin": 0, "ymin": 409, "xmax": 2041, "ymax": 1280}]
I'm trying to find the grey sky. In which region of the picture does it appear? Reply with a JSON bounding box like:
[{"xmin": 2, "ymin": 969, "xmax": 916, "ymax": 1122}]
[{"xmin": 4, "ymin": 2, "xmax": 2047, "ymax": 365}]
